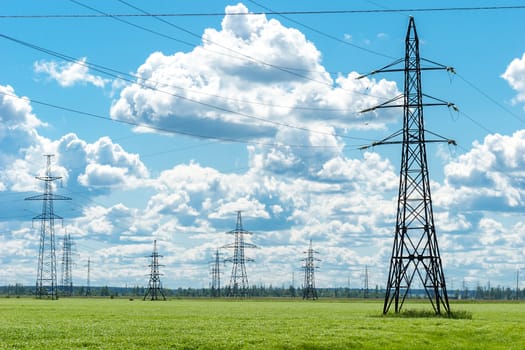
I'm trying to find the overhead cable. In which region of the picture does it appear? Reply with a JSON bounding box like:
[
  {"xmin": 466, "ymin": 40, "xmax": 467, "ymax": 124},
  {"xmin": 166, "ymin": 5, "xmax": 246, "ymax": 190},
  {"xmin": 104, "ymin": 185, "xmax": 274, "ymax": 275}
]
[
  {"xmin": 0, "ymin": 88, "xmax": 352, "ymax": 150},
  {"xmin": 70, "ymin": 0, "xmax": 391, "ymax": 101},
  {"xmin": 0, "ymin": 32, "xmax": 374, "ymax": 143},
  {"xmin": 247, "ymin": 0, "xmax": 395, "ymax": 59},
  {"xmin": 1, "ymin": 5, "xmax": 524, "ymax": 18}
]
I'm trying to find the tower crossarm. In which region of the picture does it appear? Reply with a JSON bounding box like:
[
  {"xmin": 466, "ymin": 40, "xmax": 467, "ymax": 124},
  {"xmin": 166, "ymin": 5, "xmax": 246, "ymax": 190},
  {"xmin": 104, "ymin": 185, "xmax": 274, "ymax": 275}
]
[{"xmin": 25, "ymin": 194, "xmax": 72, "ymax": 201}]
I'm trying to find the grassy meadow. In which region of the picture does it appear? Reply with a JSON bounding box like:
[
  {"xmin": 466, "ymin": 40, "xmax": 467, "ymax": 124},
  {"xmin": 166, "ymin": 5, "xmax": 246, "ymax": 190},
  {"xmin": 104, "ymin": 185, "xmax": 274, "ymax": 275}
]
[{"xmin": 0, "ymin": 298, "xmax": 523, "ymax": 349}]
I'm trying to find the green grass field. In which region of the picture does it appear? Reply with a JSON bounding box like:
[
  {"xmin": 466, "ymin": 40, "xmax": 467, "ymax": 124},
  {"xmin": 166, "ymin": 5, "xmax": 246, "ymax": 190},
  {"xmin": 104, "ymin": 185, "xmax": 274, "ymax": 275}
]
[{"xmin": 0, "ymin": 298, "xmax": 523, "ymax": 349}]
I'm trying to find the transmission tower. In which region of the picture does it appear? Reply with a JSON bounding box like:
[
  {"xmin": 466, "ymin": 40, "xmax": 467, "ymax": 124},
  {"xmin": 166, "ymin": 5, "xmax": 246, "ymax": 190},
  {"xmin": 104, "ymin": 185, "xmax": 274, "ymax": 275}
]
[
  {"xmin": 223, "ymin": 211, "xmax": 256, "ymax": 298},
  {"xmin": 364, "ymin": 265, "xmax": 369, "ymax": 299},
  {"xmin": 85, "ymin": 257, "xmax": 91, "ymax": 297},
  {"xmin": 143, "ymin": 240, "xmax": 166, "ymax": 301},
  {"xmin": 359, "ymin": 17, "xmax": 453, "ymax": 314},
  {"xmin": 25, "ymin": 154, "xmax": 72, "ymax": 300},
  {"xmin": 291, "ymin": 271, "xmax": 296, "ymax": 298},
  {"xmin": 210, "ymin": 249, "xmax": 222, "ymax": 298},
  {"xmin": 302, "ymin": 239, "xmax": 320, "ymax": 300},
  {"xmin": 60, "ymin": 231, "xmax": 74, "ymax": 297}
]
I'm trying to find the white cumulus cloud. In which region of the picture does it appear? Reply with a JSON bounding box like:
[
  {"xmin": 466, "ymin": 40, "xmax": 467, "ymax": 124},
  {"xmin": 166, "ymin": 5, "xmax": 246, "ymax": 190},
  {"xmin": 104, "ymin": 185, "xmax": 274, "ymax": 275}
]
[
  {"xmin": 0, "ymin": 85, "xmax": 148, "ymax": 195},
  {"xmin": 502, "ymin": 52, "xmax": 525, "ymax": 107},
  {"xmin": 110, "ymin": 3, "xmax": 399, "ymax": 141},
  {"xmin": 56, "ymin": 134, "xmax": 149, "ymax": 190},
  {"xmin": 34, "ymin": 57, "xmax": 108, "ymax": 88},
  {"xmin": 436, "ymin": 130, "xmax": 525, "ymax": 211}
]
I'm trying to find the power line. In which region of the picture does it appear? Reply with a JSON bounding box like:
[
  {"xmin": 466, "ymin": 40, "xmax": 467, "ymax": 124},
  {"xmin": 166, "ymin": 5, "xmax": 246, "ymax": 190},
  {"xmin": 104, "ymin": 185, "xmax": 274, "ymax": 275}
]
[
  {"xmin": 456, "ymin": 73, "xmax": 525, "ymax": 125},
  {"xmin": 250, "ymin": 1, "xmax": 525, "ymax": 143},
  {"xmin": 3, "ymin": 3, "xmax": 406, "ymax": 144},
  {"xmin": 115, "ymin": 0, "xmax": 388, "ymax": 106},
  {"xmin": 247, "ymin": 0, "xmax": 395, "ymax": 60},
  {"xmin": 1, "ymin": 5, "xmax": 524, "ymax": 18},
  {"xmin": 242, "ymin": 1, "xmax": 525, "ymax": 138},
  {"xmin": 70, "ymin": 0, "xmax": 392, "ymax": 102},
  {"xmin": 242, "ymin": 3, "xmax": 525, "ymax": 145},
  {"xmin": 0, "ymin": 88, "xmax": 353, "ymax": 150},
  {"xmin": 4, "ymin": 4, "xmax": 517, "ymax": 157},
  {"xmin": 0, "ymin": 32, "xmax": 376, "ymax": 144},
  {"xmin": 121, "ymin": 0, "xmax": 392, "ymax": 61}
]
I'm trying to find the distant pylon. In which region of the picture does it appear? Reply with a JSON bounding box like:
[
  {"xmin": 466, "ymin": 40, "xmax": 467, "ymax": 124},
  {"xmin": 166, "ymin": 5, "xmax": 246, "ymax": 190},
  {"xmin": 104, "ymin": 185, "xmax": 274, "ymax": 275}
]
[
  {"xmin": 358, "ymin": 17, "xmax": 453, "ymax": 314},
  {"xmin": 291, "ymin": 271, "xmax": 296, "ymax": 298},
  {"xmin": 302, "ymin": 239, "xmax": 320, "ymax": 300},
  {"xmin": 86, "ymin": 257, "xmax": 91, "ymax": 297},
  {"xmin": 364, "ymin": 265, "xmax": 369, "ymax": 299},
  {"xmin": 223, "ymin": 211, "xmax": 256, "ymax": 298},
  {"xmin": 60, "ymin": 231, "xmax": 74, "ymax": 297},
  {"xmin": 25, "ymin": 154, "xmax": 72, "ymax": 300},
  {"xmin": 210, "ymin": 249, "xmax": 222, "ymax": 297},
  {"xmin": 143, "ymin": 240, "xmax": 166, "ymax": 301}
]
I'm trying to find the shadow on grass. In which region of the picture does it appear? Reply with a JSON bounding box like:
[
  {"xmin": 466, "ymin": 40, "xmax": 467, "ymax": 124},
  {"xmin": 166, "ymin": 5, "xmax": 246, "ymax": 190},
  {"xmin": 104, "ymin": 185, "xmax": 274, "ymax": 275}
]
[{"xmin": 381, "ymin": 309, "xmax": 473, "ymax": 319}]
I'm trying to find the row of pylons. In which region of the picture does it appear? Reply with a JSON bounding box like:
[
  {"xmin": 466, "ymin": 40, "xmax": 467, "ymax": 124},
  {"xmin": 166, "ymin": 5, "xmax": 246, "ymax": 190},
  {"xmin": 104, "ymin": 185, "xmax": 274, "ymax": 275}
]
[{"xmin": 27, "ymin": 17, "xmax": 451, "ymax": 314}]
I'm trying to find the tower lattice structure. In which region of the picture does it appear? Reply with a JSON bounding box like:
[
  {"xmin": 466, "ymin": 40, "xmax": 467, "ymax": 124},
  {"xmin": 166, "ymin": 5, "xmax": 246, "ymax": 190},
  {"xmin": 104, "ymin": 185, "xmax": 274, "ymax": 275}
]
[
  {"xmin": 61, "ymin": 231, "xmax": 74, "ymax": 297},
  {"xmin": 223, "ymin": 211, "xmax": 256, "ymax": 298},
  {"xmin": 364, "ymin": 265, "xmax": 369, "ymax": 299},
  {"xmin": 25, "ymin": 155, "xmax": 71, "ymax": 300},
  {"xmin": 359, "ymin": 17, "xmax": 453, "ymax": 314},
  {"xmin": 85, "ymin": 257, "xmax": 91, "ymax": 297},
  {"xmin": 143, "ymin": 240, "xmax": 166, "ymax": 301},
  {"xmin": 302, "ymin": 239, "xmax": 320, "ymax": 300},
  {"xmin": 210, "ymin": 249, "xmax": 222, "ymax": 297}
]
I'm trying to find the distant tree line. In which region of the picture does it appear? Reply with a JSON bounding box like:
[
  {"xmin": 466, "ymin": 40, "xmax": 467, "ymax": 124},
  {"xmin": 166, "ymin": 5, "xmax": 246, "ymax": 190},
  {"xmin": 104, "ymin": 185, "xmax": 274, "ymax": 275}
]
[
  {"xmin": 451, "ymin": 285, "xmax": 524, "ymax": 301},
  {"xmin": 0, "ymin": 283, "xmax": 523, "ymax": 300}
]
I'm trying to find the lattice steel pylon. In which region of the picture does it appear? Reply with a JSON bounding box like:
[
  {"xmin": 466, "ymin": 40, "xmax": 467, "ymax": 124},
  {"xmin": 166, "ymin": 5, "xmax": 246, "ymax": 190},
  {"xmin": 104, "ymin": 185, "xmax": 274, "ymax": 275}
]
[
  {"xmin": 143, "ymin": 240, "xmax": 166, "ymax": 301},
  {"xmin": 358, "ymin": 17, "xmax": 455, "ymax": 315},
  {"xmin": 210, "ymin": 249, "xmax": 222, "ymax": 298},
  {"xmin": 25, "ymin": 155, "xmax": 72, "ymax": 300},
  {"xmin": 60, "ymin": 231, "xmax": 74, "ymax": 297},
  {"xmin": 364, "ymin": 265, "xmax": 369, "ymax": 299},
  {"xmin": 223, "ymin": 211, "xmax": 256, "ymax": 298},
  {"xmin": 302, "ymin": 239, "xmax": 320, "ymax": 300},
  {"xmin": 85, "ymin": 257, "xmax": 91, "ymax": 297}
]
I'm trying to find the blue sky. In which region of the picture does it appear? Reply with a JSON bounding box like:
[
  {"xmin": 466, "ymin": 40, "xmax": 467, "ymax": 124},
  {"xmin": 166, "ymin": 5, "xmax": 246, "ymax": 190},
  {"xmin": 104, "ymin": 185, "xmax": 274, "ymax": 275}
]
[{"xmin": 1, "ymin": 0, "xmax": 525, "ymax": 292}]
